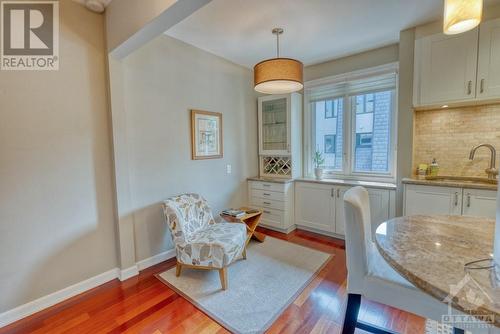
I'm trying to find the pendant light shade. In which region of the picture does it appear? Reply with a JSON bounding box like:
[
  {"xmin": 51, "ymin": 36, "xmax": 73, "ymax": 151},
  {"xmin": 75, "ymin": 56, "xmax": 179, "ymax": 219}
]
[
  {"xmin": 443, "ymin": 0, "xmax": 483, "ymax": 35},
  {"xmin": 254, "ymin": 28, "xmax": 303, "ymax": 94}
]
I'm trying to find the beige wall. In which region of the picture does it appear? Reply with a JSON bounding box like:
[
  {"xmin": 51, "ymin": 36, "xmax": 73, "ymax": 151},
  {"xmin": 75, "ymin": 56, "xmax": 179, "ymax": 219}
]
[
  {"xmin": 0, "ymin": 1, "xmax": 117, "ymax": 312},
  {"xmin": 116, "ymin": 35, "xmax": 258, "ymax": 261},
  {"xmin": 304, "ymin": 44, "xmax": 399, "ymax": 82},
  {"xmin": 413, "ymin": 104, "xmax": 500, "ymax": 177}
]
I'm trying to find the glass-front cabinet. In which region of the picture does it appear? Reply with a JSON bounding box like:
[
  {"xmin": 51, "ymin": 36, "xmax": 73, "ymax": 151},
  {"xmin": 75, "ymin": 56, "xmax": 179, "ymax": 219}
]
[
  {"xmin": 258, "ymin": 93, "xmax": 302, "ymax": 178},
  {"xmin": 258, "ymin": 95, "xmax": 290, "ymax": 155}
]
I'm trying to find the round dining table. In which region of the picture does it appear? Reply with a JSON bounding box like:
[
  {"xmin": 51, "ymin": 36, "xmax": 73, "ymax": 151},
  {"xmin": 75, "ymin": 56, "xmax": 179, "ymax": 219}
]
[{"xmin": 375, "ymin": 215, "xmax": 500, "ymax": 331}]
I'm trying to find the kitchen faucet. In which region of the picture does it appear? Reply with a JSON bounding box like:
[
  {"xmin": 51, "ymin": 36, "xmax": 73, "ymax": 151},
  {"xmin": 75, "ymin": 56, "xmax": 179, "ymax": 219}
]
[{"xmin": 469, "ymin": 144, "xmax": 498, "ymax": 180}]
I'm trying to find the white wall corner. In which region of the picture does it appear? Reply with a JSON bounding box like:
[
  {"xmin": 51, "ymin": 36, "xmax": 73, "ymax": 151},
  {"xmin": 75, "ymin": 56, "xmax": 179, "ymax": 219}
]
[
  {"xmin": 119, "ymin": 265, "xmax": 139, "ymax": 281},
  {"xmin": 136, "ymin": 248, "xmax": 176, "ymax": 271},
  {"xmin": 0, "ymin": 268, "xmax": 119, "ymax": 328}
]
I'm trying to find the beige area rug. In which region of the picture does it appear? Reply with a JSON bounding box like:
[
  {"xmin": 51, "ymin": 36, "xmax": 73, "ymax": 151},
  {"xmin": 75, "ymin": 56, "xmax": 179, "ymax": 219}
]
[{"xmin": 157, "ymin": 236, "xmax": 331, "ymax": 334}]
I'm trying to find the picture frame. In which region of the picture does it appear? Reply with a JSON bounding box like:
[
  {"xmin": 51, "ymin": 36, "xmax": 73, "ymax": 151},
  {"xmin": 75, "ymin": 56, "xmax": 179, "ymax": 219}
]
[{"xmin": 191, "ymin": 110, "xmax": 223, "ymax": 160}]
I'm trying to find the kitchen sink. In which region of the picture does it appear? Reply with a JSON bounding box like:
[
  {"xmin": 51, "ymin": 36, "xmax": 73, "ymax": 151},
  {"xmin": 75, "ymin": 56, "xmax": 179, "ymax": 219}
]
[{"xmin": 425, "ymin": 175, "xmax": 498, "ymax": 185}]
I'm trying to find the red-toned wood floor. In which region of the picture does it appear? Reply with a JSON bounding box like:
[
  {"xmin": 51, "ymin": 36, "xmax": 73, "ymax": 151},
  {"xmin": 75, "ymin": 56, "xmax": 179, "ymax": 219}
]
[{"xmin": 0, "ymin": 227, "xmax": 426, "ymax": 334}]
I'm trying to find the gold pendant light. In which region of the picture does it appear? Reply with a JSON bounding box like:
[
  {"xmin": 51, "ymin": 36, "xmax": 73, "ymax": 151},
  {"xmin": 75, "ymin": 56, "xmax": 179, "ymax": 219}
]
[
  {"xmin": 443, "ymin": 0, "xmax": 483, "ymax": 35},
  {"xmin": 254, "ymin": 28, "xmax": 303, "ymax": 94}
]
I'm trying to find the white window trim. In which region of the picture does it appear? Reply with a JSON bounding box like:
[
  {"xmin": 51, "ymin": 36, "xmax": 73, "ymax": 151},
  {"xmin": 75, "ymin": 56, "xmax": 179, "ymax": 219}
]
[{"xmin": 304, "ymin": 62, "xmax": 399, "ymax": 183}]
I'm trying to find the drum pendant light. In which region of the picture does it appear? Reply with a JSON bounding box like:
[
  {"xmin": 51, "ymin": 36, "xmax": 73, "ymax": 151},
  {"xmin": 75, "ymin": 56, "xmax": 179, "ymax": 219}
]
[
  {"xmin": 254, "ymin": 28, "xmax": 303, "ymax": 94},
  {"xmin": 443, "ymin": 0, "xmax": 483, "ymax": 35}
]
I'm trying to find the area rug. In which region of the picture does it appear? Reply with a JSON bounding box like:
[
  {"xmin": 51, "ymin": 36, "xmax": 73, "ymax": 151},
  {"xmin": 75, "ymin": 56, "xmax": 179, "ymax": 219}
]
[{"xmin": 157, "ymin": 236, "xmax": 331, "ymax": 334}]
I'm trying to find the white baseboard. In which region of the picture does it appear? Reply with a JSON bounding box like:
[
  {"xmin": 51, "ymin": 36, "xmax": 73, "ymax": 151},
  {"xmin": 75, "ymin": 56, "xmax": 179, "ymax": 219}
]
[
  {"xmin": 0, "ymin": 250, "xmax": 177, "ymax": 328},
  {"xmin": 119, "ymin": 265, "xmax": 139, "ymax": 281},
  {"xmin": 0, "ymin": 268, "xmax": 119, "ymax": 328},
  {"xmin": 136, "ymin": 249, "xmax": 176, "ymax": 271}
]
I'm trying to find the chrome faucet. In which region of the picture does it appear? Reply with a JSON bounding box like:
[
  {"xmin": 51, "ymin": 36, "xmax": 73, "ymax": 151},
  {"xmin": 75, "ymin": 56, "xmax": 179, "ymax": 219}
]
[{"xmin": 469, "ymin": 144, "xmax": 498, "ymax": 180}]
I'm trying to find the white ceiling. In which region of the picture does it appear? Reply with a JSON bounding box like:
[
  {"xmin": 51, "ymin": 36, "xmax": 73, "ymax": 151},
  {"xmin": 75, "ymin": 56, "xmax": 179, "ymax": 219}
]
[{"xmin": 165, "ymin": 0, "xmax": 444, "ymax": 68}]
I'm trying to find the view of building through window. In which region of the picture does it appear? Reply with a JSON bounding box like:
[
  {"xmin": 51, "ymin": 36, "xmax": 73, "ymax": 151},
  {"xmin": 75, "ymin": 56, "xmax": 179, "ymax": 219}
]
[
  {"xmin": 314, "ymin": 98, "xmax": 343, "ymax": 170},
  {"xmin": 353, "ymin": 91, "xmax": 392, "ymax": 173},
  {"xmin": 313, "ymin": 89, "xmax": 393, "ymax": 175}
]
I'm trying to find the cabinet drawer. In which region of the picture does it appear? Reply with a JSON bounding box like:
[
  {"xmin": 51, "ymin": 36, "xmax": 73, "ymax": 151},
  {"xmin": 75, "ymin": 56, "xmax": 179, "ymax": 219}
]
[
  {"xmin": 250, "ymin": 197, "xmax": 285, "ymax": 211},
  {"xmin": 250, "ymin": 189, "xmax": 285, "ymax": 201},
  {"xmin": 250, "ymin": 181, "xmax": 285, "ymax": 193},
  {"xmin": 261, "ymin": 208, "xmax": 284, "ymax": 228}
]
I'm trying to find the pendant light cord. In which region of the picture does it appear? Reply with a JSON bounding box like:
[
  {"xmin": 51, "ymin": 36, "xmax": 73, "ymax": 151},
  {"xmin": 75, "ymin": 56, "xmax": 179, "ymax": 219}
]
[{"xmin": 276, "ymin": 32, "xmax": 280, "ymax": 58}]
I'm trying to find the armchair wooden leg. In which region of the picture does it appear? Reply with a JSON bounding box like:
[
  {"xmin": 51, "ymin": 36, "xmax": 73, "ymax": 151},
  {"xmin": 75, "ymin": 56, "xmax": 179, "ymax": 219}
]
[
  {"xmin": 242, "ymin": 248, "xmax": 247, "ymax": 260},
  {"xmin": 219, "ymin": 267, "xmax": 228, "ymax": 290},
  {"xmin": 175, "ymin": 262, "xmax": 182, "ymax": 277}
]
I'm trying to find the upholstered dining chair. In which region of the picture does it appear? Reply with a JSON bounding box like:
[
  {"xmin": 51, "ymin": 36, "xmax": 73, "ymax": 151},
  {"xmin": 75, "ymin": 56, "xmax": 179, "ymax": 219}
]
[
  {"xmin": 342, "ymin": 186, "xmax": 482, "ymax": 334},
  {"xmin": 162, "ymin": 193, "xmax": 247, "ymax": 290}
]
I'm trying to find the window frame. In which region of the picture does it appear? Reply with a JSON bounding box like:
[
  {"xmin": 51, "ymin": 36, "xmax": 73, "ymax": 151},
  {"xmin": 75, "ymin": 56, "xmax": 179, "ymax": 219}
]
[{"xmin": 304, "ymin": 63, "xmax": 398, "ymax": 183}]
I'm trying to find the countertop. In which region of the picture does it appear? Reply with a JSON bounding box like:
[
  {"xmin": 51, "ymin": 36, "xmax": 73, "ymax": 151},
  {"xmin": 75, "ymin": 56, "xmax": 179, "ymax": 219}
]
[
  {"xmin": 375, "ymin": 215, "xmax": 499, "ymax": 328},
  {"xmin": 247, "ymin": 176, "xmax": 294, "ymax": 184},
  {"xmin": 402, "ymin": 177, "xmax": 498, "ymax": 190},
  {"xmin": 247, "ymin": 176, "xmax": 397, "ymax": 190},
  {"xmin": 295, "ymin": 177, "xmax": 397, "ymax": 190}
]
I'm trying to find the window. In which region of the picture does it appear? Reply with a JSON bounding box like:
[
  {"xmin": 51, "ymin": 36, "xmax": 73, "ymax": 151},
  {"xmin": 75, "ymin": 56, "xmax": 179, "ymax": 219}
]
[
  {"xmin": 313, "ymin": 97, "xmax": 343, "ymax": 170},
  {"xmin": 324, "ymin": 135, "xmax": 336, "ymax": 154},
  {"xmin": 306, "ymin": 65, "xmax": 397, "ymax": 180}
]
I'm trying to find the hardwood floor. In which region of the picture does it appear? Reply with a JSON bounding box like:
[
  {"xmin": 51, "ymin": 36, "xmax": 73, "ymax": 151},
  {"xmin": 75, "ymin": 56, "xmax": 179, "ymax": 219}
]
[{"xmin": 0, "ymin": 228, "xmax": 426, "ymax": 334}]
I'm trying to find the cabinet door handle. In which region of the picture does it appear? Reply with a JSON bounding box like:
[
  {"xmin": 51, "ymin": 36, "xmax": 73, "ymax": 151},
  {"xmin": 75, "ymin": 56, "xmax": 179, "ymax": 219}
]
[
  {"xmin": 263, "ymin": 201, "xmax": 271, "ymax": 205},
  {"xmin": 467, "ymin": 80, "xmax": 472, "ymax": 95},
  {"xmin": 480, "ymin": 79, "xmax": 485, "ymax": 94},
  {"xmin": 467, "ymin": 193, "xmax": 471, "ymax": 208},
  {"xmin": 263, "ymin": 193, "xmax": 271, "ymax": 196},
  {"xmin": 454, "ymin": 192, "xmax": 459, "ymax": 206},
  {"xmin": 337, "ymin": 189, "xmax": 340, "ymax": 198},
  {"xmin": 331, "ymin": 188, "xmax": 334, "ymax": 197},
  {"xmin": 263, "ymin": 210, "xmax": 271, "ymax": 214},
  {"xmin": 287, "ymin": 144, "xmax": 290, "ymax": 153},
  {"xmin": 262, "ymin": 184, "xmax": 271, "ymax": 187}
]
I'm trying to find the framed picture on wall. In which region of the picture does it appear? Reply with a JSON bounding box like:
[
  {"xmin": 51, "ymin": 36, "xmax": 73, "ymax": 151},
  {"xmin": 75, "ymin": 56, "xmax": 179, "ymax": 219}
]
[{"xmin": 191, "ymin": 110, "xmax": 223, "ymax": 160}]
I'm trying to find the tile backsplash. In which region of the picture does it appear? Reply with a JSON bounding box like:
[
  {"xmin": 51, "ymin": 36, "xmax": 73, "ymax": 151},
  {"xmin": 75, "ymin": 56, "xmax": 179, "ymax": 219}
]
[{"xmin": 413, "ymin": 104, "xmax": 500, "ymax": 177}]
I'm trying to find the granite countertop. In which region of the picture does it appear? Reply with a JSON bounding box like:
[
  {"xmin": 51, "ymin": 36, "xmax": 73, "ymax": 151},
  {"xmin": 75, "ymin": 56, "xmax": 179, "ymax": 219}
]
[
  {"xmin": 375, "ymin": 215, "xmax": 499, "ymax": 327},
  {"xmin": 402, "ymin": 177, "xmax": 498, "ymax": 190}
]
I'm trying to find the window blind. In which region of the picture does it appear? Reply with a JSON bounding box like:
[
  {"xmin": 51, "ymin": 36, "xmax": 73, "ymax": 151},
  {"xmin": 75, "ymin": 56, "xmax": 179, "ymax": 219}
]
[{"xmin": 307, "ymin": 72, "xmax": 397, "ymax": 102}]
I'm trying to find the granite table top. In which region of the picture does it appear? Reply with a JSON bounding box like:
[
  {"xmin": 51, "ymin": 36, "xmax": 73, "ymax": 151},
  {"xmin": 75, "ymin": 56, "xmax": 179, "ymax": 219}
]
[{"xmin": 375, "ymin": 215, "xmax": 500, "ymax": 328}]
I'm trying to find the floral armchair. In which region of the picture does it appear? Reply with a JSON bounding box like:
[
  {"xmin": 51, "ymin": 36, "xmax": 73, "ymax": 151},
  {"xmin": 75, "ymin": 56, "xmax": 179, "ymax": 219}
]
[{"xmin": 162, "ymin": 193, "xmax": 247, "ymax": 290}]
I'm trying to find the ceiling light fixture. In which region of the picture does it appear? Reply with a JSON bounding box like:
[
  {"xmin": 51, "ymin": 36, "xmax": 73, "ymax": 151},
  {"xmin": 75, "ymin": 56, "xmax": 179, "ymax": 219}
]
[
  {"xmin": 443, "ymin": 0, "xmax": 483, "ymax": 35},
  {"xmin": 254, "ymin": 28, "xmax": 303, "ymax": 94}
]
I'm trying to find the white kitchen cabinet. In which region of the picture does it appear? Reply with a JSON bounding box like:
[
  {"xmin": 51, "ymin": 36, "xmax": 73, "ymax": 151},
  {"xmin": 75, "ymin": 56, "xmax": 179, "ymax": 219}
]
[
  {"xmin": 477, "ymin": 18, "xmax": 500, "ymax": 99},
  {"xmin": 295, "ymin": 181, "xmax": 395, "ymax": 238},
  {"xmin": 248, "ymin": 180, "xmax": 295, "ymax": 233},
  {"xmin": 413, "ymin": 29, "xmax": 478, "ymax": 106},
  {"xmin": 462, "ymin": 188, "xmax": 497, "ymax": 218},
  {"xmin": 334, "ymin": 186, "xmax": 391, "ymax": 238},
  {"xmin": 295, "ymin": 182, "xmax": 336, "ymax": 233},
  {"xmin": 404, "ymin": 184, "xmax": 462, "ymax": 216},
  {"xmin": 413, "ymin": 18, "xmax": 500, "ymax": 108}
]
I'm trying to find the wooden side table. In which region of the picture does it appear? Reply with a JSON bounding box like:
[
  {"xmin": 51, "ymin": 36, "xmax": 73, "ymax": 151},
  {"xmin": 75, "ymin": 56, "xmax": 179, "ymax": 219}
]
[{"xmin": 220, "ymin": 207, "xmax": 266, "ymax": 245}]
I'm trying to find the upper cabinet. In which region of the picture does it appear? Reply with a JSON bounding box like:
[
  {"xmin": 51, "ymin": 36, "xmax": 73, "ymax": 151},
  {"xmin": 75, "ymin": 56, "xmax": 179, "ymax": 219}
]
[
  {"xmin": 413, "ymin": 18, "xmax": 500, "ymax": 108},
  {"xmin": 257, "ymin": 93, "xmax": 302, "ymax": 178},
  {"xmin": 477, "ymin": 18, "xmax": 500, "ymax": 99}
]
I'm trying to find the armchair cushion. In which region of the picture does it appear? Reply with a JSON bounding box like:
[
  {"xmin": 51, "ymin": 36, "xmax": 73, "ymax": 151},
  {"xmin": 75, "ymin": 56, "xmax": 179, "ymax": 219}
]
[{"xmin": 177, "ymin": 223, "xmax": 247, "ymax": 268}]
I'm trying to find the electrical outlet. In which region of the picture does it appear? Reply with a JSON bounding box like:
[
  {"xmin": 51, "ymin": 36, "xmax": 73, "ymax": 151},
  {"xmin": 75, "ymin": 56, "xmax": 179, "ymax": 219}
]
[{"xmin": 226, "ymin": 164, "xmax": 232, "ymax": 174}]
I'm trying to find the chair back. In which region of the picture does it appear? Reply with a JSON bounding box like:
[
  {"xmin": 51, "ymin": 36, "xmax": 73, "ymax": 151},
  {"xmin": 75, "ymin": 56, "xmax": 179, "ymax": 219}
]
[
  {"xmin": 343, "ymin": 186, "xmax": 372, "ymax": 294},
  {"xmin": 162, "ymin": 193, "xmax": 215, "ymax": 245}
]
